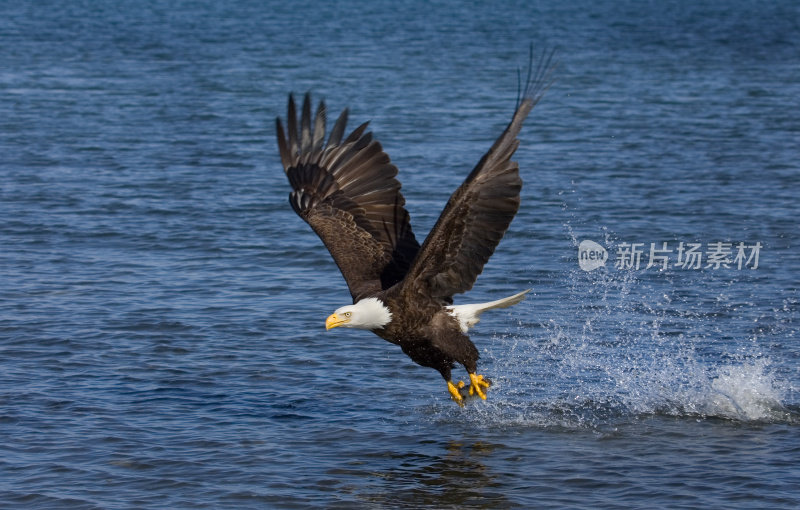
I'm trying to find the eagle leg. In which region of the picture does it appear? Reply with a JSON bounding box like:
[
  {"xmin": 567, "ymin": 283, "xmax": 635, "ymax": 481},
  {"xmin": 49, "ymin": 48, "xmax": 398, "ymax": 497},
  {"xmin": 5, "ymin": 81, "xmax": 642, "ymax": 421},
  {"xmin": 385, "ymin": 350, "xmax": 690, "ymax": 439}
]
[
  {"xmin": 468, "ymin": 373, "xmax": 492, "ymax": 400},
  {"xmin": 447, "ymin": 380, "xmax": 466, "ymax": 407}
]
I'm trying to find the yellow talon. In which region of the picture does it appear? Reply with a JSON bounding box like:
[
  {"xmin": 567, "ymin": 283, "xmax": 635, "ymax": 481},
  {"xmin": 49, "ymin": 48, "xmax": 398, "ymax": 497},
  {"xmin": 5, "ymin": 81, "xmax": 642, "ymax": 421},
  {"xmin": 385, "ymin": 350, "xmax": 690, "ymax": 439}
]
[
  {"xmin": 468, "ymin": 373, "xmax": 491, "ymax": 400},
  {"xmin": 447, "ymin": 380, "xmax": 464, "ymax": 407}
]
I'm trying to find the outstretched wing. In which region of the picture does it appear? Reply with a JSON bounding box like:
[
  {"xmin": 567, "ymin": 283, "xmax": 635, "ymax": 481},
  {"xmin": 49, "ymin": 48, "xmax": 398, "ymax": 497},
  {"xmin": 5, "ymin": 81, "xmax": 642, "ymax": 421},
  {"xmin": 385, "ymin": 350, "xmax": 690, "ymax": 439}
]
[
  {"xmin": 277, "ymin": 93, "xmax": 420, "ymax": 301},
  {"xmin": 401, "ymin": 50, "xmax": 555, "ymax": 302}
]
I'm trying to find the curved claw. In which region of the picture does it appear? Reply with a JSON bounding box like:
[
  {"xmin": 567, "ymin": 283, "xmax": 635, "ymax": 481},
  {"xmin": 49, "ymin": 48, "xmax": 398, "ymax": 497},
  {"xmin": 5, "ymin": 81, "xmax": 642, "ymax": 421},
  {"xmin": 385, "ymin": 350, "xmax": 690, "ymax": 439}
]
[
  {"xmin": 468, "ymin": 373, "xmax": 491, "ymax": 400},
  {"xmin": 447, "ymin": 380, "xmax": 466, "ymax": 407}
]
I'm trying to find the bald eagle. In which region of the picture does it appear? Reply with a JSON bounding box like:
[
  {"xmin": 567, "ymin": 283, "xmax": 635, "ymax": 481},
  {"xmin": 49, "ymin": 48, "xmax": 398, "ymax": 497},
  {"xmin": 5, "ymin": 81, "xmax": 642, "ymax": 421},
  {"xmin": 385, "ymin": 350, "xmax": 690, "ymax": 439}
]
[{"xmin": 276, "ymin": 56, "xmax": 553, "ymax": 406}]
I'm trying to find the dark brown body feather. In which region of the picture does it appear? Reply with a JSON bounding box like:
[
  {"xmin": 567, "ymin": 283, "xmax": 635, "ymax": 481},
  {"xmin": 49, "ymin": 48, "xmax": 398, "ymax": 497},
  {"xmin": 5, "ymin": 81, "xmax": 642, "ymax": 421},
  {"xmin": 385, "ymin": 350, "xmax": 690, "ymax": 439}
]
[
  {"xmin": 275, "ymin": 52, "xmax": 553, "ymax": 381},
  {"xmin": 376, "ymin": 291, "xmax": 479, "ymax": 381}
]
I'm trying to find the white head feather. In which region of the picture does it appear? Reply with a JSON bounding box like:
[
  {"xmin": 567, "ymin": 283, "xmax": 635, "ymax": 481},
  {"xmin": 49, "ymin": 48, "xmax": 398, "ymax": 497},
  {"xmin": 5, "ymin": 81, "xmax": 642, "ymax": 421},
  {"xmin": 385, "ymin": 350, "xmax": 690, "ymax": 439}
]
[{"xmin": 327, "ymin": 297, "xmax": 392, "ymax": 330}]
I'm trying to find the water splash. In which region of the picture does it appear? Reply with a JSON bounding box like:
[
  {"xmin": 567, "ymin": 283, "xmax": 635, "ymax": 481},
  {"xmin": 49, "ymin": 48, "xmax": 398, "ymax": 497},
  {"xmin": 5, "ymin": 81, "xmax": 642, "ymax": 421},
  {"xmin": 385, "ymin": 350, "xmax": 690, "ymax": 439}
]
[
  {"xmin": 706, "ymin": 360, "xmax": 787, "ymax": 421},
  {"xmin": 452, "ymin": 232, "xmax": 797, "ymax": 428},
  {"xmin": 455, "ymin": 330, "xmax": 793, "ymax": 431}
]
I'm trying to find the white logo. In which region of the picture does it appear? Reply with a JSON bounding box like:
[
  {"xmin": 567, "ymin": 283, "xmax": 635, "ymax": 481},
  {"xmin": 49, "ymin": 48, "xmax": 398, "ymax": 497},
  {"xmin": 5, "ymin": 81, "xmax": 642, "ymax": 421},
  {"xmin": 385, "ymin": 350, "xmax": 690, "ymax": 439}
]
[{"xmin": 578, "ymin": 240, "xmax": 608, "ymax": 272}]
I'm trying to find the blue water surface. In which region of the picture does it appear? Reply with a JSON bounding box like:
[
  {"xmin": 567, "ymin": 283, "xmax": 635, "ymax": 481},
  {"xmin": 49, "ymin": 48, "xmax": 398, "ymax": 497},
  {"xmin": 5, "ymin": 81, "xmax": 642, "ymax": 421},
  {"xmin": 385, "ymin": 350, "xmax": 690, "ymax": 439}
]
[{"xmin": 1, "ymin": 1, "xmax": 798, "ymax": 508}]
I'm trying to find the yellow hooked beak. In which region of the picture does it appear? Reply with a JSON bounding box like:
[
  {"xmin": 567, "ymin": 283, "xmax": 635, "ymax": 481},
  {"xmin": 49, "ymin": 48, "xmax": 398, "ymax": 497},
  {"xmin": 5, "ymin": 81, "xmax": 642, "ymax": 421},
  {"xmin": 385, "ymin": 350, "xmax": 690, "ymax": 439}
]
[{"xmin": 325, "ymin": 313, "xmax": 348, "ymax": 330}]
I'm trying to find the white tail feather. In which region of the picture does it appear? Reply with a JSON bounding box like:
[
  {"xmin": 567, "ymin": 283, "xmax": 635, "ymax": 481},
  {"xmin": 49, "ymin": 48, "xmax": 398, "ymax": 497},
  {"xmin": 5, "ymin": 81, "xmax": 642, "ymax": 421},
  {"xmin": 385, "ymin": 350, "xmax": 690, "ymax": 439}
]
[{"xmin": 445, "ymin": 289, "xmax": 531, "ymax": 333}]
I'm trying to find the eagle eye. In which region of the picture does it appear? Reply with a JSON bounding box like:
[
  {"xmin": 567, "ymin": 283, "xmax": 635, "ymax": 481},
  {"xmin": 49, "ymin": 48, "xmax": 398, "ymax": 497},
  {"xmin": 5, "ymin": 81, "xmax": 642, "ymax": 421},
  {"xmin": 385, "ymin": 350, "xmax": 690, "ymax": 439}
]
[{"xmin": 344, "ymin": 312, "xmax": 352, "ymax": 317}]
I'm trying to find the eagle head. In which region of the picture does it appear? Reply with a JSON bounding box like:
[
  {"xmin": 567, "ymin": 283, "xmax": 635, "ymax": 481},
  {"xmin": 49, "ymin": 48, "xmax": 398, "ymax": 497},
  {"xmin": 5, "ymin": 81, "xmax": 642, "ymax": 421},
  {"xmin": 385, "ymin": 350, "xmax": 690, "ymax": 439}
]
[{"xmin": 325, "ymin": 297, "xmax": 392, "ymax": 331}]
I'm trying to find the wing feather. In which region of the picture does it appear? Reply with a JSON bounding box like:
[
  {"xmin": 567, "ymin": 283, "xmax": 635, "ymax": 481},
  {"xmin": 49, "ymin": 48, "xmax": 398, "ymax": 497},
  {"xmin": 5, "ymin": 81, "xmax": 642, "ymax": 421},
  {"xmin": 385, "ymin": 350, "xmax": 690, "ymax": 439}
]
[
  {"xmin": 277, "ymin": 93, "xmax": 420, "ymax": 301},
  {"xmin": 401, "ymin": 49, "xmax": 556, "ymax": 301},
  {"xmin": 327, "ymin": 108, "xmax": 347, "ymax": 148}
]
